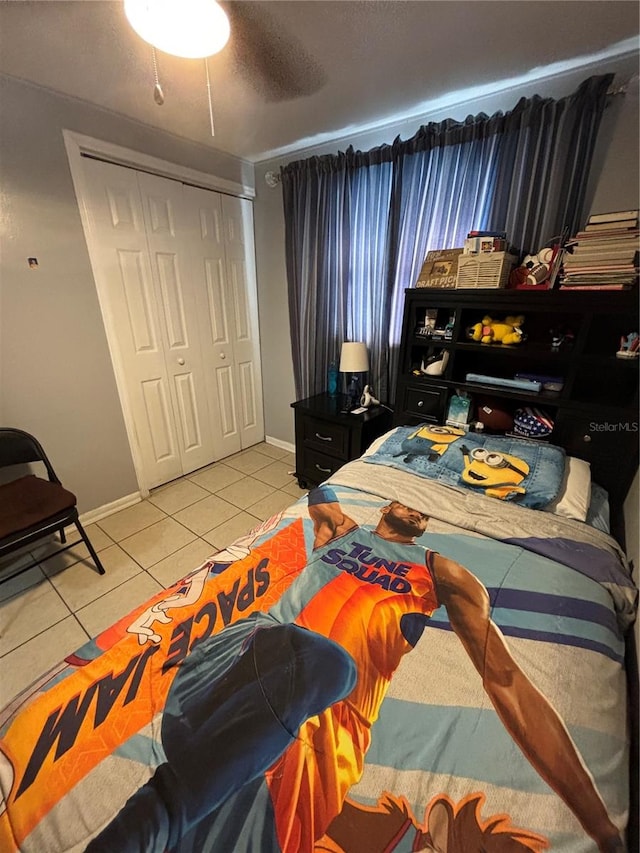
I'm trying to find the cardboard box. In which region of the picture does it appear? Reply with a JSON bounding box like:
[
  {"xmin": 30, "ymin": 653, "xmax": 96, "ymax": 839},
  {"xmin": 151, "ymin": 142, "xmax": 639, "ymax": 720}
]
[{"xmin": 416, "ymin": 249, "xmax": 464, "ymax": 289}]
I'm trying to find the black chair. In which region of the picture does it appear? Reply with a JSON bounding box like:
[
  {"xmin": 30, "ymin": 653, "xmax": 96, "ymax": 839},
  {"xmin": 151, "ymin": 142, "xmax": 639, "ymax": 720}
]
[{"xmin": 0, "ymin": 428, "xmax": 106, "ymax": 583}]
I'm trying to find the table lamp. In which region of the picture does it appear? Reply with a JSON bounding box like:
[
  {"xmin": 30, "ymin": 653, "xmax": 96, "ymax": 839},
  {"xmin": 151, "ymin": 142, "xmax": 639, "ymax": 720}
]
[{"xmin": 339, "ymin": 342, "xmax": 369, "ymax": 410}]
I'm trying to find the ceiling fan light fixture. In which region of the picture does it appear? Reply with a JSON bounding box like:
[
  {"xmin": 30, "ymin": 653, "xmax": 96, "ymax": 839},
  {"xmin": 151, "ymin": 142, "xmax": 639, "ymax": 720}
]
[{"xmin": 124, "ymin": 0, "xmax": 230, "ymax": 59}]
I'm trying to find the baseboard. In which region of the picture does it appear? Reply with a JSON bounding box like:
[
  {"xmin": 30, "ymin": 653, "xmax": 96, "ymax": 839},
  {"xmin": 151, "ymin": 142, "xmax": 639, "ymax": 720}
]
[
  {"xmin": 78, "ymin": 441, "xmax": 293, "ymax": 527},
  {"xmin": 79, "ymin": 492, "xmax": 142, "ymax": 526},
  {"xmin": 265, "ymin": 435, "xmax": 295, "ymax": 455}
]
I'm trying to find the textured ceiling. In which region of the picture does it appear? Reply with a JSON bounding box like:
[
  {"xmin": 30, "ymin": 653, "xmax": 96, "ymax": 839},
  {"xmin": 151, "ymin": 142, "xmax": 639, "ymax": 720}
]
[{"xmin": 0, "ymin": 1, "xmax": 638, "ymax": 162}]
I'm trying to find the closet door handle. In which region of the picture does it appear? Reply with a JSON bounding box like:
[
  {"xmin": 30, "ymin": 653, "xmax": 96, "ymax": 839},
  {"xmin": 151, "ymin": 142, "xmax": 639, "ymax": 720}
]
[
  {"xmin": 315, "ymin": 432, "xmax": 333, "ymax": 442},
  {"xmin": 177, "ymin": 358, "xmax": 185, "ymax": 365}
]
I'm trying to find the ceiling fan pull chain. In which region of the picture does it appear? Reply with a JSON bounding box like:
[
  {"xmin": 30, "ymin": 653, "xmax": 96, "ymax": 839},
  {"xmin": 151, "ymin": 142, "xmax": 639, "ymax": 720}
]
[
  {"xmin": 205, "ymin": 58, "xmax": 215, "ymax": 137},
  {"xmin": 152, "ymin": 47, "xmax": 165, "ymax": 106}
]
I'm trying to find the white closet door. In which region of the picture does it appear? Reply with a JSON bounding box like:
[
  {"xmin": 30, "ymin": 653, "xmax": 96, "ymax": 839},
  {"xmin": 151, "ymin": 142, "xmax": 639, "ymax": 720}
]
[
  {"xmin": 222, "ymin": 194, "xmax": 265, "ymax": 449},
  {"xmin": 136, "ymin": 172, "xmax": 217, "ymax": 475},
  {"xmin": 80, "ymin": 157, "xmax": 184, "ymax": 487},
  {"xmin": 184, "ymin": 186, "xmax": 264, "ymax": 452},
  {"xmin": 79, "ymin": 157, "xmax": 264, "ymax": 489}
]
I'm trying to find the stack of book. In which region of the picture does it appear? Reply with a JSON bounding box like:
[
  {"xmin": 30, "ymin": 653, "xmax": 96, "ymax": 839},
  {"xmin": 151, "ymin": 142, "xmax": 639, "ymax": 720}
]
[{"xmin": 560, "ymin": 210, "xmax": 639, "ymax": 290}]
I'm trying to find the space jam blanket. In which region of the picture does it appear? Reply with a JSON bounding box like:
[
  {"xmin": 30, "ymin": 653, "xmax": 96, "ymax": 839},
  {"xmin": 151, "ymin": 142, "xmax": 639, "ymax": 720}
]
[
  {"xmin": 0, "ymin": 462, "xmax": 636, "ymax": 853},
  {"xmin": 365, "ymin": 424, "xmax": 566, "ymax": 508}
]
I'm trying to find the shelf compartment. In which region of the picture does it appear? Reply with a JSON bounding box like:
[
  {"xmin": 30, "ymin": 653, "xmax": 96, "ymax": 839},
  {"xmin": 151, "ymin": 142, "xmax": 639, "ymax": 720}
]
[
  {"xmin": 413, "ymin": 306, "xmax": 456, "ymax": 341},
  {"xmin": 453, "ymin": 341, "xmax": 573, "ymax": 362},
  {"xmin": 407, "ymin": 344, "xmax": 453, "ymax": 379},
  {"xmin": 473, "ymin": 393, "xmax": 559, "ymax": 434},
  {"xmin": 572, "ymin": 363, "xmax": 639, "ymax": 409},
  {"xmin": 457, "ymin": 380, "xmax": 562, "ymax": 406},
  {"xmin": 457, "ymin": 307, "xmax": 581, "ymax": 352},
  {"xmin": 451, "ymin": 349, "xmax": 568, "ymax": 397},
  {"xmin": 582, "ymin": 315, "xmax": 640, "ymax": 358},
  {"xmin": 402, "ymin": 374, "xmax": 562, "ymax": 406}
]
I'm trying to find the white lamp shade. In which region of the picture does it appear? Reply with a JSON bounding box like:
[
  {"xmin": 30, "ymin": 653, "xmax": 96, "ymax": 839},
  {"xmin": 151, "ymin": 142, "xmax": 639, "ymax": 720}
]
[
  {"xmin": 124, "ymin": 0, "xmax": 230, "ymax": 59},
  {"xmin": 339, "ymin": 342, "xmax": 369, "ymax": 373}
]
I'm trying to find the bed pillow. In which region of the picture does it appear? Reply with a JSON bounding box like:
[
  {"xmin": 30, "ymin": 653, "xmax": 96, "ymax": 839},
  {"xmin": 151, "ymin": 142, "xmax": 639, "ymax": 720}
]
[
  {"xmin": 544, "ymin": 456, "xmax": 592, "ymax": 522},
  {"xmin": 363, "ymin": 425, "xmax": 566, "ymax": 509}
]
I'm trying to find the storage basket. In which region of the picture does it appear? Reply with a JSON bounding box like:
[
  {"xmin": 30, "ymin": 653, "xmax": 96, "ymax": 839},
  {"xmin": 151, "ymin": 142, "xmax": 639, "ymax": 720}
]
[{"xmin": 456, "ymin": 252, "xmax": 518, "ymax": 289}]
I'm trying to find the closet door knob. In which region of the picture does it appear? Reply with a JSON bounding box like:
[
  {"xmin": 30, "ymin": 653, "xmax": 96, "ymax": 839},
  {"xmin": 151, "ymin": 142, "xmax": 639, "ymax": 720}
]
[
  {"xmin": 177, "ymin": 358, "xmax": 185, "ymax": 365},
  {"xmin": 220, "ymin": 353, "xmax": 227, "ymax": 360}
]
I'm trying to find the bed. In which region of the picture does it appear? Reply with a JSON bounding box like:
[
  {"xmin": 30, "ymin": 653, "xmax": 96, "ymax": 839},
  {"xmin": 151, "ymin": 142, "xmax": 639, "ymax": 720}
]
[{"xmin": 0, "ymin": 427, "xmax": 637, "ymax": 853}]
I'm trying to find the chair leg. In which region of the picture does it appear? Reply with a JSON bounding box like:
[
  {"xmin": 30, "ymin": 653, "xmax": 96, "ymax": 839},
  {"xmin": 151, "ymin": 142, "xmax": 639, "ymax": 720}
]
[
  {"xmin": 75, "ymin": 520, "xmax": 106, "ymax": 575},
  {"xmin": 60, "ymin": 527, "xmax": 67, "ymax": 544}
]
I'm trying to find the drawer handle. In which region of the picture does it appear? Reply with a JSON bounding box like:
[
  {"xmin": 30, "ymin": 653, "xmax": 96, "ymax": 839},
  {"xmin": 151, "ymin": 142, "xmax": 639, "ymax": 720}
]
[
  {"xmin": 315, "ymin": 432, "xmax": 334, "ymax": 442},
  {"xmin": 315, "ymin": 463, "xmax": 332, "ymax": 473},
  {"xmin": 583, "ymin": 434, "xmax": 592, "ymax": 443},
  {"xmin": 417, "ymin": 401, "xmax": 424, "ymax": 407}
]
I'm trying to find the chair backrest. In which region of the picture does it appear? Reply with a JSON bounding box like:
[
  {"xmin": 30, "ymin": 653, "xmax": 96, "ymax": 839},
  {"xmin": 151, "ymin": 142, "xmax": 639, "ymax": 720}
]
[{"xmin": 0, "ymin": 429, "xmax": 60, "ymax": 483}]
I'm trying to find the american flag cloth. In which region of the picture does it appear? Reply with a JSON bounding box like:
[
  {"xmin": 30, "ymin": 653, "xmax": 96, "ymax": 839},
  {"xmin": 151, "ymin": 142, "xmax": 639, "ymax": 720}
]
[{"xmin": 513, "ymin": 407, "xmax": 554, "ymax": 439}]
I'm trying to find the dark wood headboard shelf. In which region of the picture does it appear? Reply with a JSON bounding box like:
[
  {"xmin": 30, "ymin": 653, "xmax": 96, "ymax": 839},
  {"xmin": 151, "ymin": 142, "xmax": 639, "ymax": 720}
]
[{"xmin": 393, "ymin": 287, "xmax": 639, "ymax": 531}]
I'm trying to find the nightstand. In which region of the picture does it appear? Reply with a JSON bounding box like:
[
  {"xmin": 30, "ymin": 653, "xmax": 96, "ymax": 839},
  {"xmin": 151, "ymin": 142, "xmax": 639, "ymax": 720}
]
[{"xmin": 291, "ymin": 392, "xmax": 393, "ymax": 489}]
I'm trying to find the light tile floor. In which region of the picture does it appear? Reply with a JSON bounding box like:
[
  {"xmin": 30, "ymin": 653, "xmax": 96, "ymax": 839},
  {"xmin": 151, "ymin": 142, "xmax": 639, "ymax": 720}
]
[{"xmin": 0, "ymin": 442, "xmax": 306, "ymax": 707}]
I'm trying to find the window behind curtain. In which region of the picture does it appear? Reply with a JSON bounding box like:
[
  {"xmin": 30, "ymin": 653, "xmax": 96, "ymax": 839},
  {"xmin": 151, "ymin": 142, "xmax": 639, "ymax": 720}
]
[
  {"xmin": 386, "ymin": 133, "xmax": 502, "ymax": 397},
  {"xmin": 283, "ymin": 140, "xmax": 498, "ymax": 402}
]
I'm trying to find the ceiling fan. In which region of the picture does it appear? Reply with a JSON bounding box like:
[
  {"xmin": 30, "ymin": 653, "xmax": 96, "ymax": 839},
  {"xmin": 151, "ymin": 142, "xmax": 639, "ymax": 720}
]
[
  {"xmin": 124, "ymin": 0, "xmax": 326, "ymax": 105},
  {"xmin": 223, "ymin": 1, "xmax": 326, "ymax": 101}
]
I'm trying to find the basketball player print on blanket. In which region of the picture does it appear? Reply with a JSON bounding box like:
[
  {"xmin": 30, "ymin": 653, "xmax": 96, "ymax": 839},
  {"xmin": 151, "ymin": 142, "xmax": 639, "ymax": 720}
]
[{"xmin": 0, "ymin": 487, "xmax": 623, "ymax": 853}]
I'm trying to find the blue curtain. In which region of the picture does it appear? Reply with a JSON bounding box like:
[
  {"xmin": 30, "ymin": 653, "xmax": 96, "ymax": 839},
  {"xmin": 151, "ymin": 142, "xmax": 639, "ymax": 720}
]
[
  {"xmin": 282, "ymin": 151, "xmax": 393, "ymax": 401},
  {"xmin": 385, "ymin": 123, "xmax": 504, "ymax": 397},
  {"xmin": 282, "ymin": 75, "xmax": 612, "ymax": 404}
]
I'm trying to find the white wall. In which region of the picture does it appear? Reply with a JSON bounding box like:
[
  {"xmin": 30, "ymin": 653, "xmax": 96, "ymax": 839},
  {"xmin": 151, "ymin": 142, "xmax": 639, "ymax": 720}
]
[
  {"xmin": 590, "ymin": 73, "xmax": 639, "ymax": 642},
  {"xmin": 0, "ymin": 74, "xmax": 254, "ymax": 513},
  {"xmin": 253, "ymin": 54, "xmax": 640, "ymax": 448},
  {"xmin": 588, "ymin": 74, "xmax": 640, "ymax": 214}
]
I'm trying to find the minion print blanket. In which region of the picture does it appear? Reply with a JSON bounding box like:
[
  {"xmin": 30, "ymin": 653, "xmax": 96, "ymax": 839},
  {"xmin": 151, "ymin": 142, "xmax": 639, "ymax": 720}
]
[{"xmin": 364, "ymin": 425, "xmax": 566, "ymax": 507}]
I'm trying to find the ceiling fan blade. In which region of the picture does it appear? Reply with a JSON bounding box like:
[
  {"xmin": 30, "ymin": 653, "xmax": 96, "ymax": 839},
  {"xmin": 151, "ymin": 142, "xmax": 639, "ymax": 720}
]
[{"xmin": 222, "ymin": 1, "xmax": 326, "ymax": 101}]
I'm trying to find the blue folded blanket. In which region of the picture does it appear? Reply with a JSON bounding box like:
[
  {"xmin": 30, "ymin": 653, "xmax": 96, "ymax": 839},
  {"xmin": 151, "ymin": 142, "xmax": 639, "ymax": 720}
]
[{"xmin": 365, "ymin": 425, "xmax": 566, "ymax": 508}]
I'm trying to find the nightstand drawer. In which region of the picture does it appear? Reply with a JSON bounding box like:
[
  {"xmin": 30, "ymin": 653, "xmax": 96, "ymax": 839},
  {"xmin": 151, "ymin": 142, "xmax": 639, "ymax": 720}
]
[
  {"xmin": 300, "ymin": 448, "xmax": 344, "ymax": 483},
  {"xmin": 302, "ymin": 416, "xmax": 349, "ymax": 459},
  {"xmin": 292, "ymin": 393, "xmax": 392, "ymax": 489},
  {"xmin": 403, "ymin": 385, "xmax": 446, "ymax": 421}
]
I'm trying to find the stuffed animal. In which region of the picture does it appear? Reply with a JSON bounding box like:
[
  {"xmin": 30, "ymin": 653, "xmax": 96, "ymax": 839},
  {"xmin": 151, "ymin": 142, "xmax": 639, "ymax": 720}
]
[
  {"xmin": 617, "ymin": 331, "xmax": 639, "ymax": 358},
  {"xmin": 509, "ymin": 249, "xmax": 554, "ymax": 288},
  {"xmin": 467, "ymin": 315, "xmax": 525, "ymax": 345}
]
